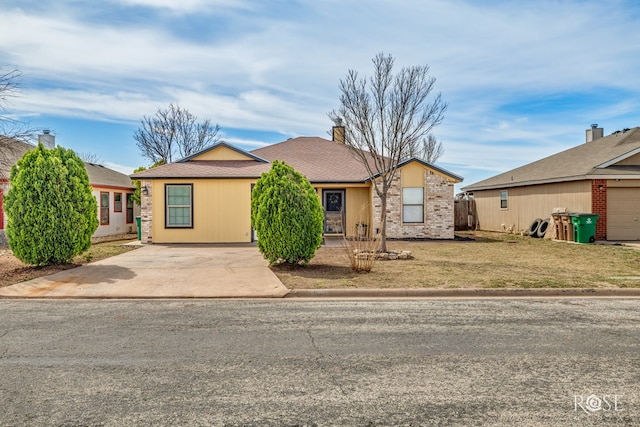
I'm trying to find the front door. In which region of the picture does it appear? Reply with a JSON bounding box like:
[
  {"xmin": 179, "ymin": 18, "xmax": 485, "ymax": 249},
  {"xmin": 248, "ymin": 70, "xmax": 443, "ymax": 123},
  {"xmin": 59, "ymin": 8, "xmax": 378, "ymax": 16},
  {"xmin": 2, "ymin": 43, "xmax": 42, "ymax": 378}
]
[{"xmin": 323, "ymin": 190, "xmax": 345, "ymax": 234}]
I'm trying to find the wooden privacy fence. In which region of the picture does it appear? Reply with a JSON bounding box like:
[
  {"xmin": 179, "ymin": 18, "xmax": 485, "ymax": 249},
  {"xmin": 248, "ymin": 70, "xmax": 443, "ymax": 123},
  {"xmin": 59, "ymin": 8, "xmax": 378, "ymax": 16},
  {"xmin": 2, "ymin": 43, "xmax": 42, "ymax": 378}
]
[{"xmin": 454, "ymin": 193, "xmax": 477, "ymax": 230}]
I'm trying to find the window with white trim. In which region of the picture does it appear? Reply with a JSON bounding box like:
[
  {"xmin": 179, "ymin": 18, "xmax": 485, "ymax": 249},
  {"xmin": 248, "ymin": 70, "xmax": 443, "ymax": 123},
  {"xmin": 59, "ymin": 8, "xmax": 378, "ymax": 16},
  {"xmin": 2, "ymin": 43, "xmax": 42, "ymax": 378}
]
[
  {"xmin": 166, "ymin": 184, "xmax": 193, "ymax": 228},
  {"xmin": 114, "ymin": 192, "xmax": 123, "ymax": 212},
  {"xmin": 100, "ymin": 192, "xmax": 109, "ymax": 225},
  {"xmin": 500, "ymin": 190, "xmax": 508, "ymax": 209},
  {"xmin": 402, "ymin": 187, "xmax": 424, "ymax": 223}
]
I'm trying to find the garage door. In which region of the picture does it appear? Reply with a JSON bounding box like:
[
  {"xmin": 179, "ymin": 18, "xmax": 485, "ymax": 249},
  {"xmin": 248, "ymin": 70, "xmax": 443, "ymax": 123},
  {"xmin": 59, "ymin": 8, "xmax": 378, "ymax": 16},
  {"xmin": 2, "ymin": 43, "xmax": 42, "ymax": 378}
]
[{"xmin": 608, "ymin": 187, "xmax": 640, "ymax": 240}]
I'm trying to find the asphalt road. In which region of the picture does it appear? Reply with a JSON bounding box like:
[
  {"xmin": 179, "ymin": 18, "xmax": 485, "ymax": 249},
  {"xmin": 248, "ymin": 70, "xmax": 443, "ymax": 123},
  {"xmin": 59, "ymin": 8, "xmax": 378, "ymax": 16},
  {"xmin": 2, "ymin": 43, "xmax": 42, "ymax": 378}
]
[{"xmin": 0, "ymin": 299, "xmax": 638, "ymax": 426}]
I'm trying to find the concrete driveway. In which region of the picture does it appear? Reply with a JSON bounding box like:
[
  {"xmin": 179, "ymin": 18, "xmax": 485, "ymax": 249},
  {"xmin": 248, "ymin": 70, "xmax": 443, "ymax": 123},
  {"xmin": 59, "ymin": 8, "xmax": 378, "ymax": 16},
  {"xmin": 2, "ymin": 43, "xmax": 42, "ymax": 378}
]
[{"xmin": 0, "ymin": 244, "xmax": 289, "ymax": 298}]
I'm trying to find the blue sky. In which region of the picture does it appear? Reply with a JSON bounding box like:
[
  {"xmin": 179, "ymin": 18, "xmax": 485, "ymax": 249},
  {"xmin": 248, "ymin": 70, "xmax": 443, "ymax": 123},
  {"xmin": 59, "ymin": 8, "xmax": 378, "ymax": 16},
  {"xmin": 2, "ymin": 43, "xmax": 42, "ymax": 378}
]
[{"xmin": 2, "ymin": 0, "xmax": 640, "ymax": 191}]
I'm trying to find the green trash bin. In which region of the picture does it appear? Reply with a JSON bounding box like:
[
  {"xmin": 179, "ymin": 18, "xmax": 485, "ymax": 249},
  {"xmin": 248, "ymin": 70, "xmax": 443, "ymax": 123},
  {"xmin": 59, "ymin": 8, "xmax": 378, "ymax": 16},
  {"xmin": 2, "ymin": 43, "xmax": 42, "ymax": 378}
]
[
  {"xmin": 135, "ymin": 216, "xmax": 142, "ymax": 240},
  {"xmin": 570, "ymin": 214, "xmax": 599, "ymax": 243}
]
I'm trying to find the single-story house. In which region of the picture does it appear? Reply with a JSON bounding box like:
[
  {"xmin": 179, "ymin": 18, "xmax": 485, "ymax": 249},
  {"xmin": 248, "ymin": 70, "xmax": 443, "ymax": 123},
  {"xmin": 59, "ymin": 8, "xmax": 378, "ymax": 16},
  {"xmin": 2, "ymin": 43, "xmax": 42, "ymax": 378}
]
[
  {"xmin": 131, "ymin": 126, "xmax": 463, "ymax": 244},
  {"xmin": 462, "ymin": 125, "xmax": 640, "ymax": 241},
  {"xmin": 85, "ymin": 162, "xmax": 139, "ymax": 241},
  {"xmin": 0, "ymin": 133, "xmax": 138, "ymax": 242}
]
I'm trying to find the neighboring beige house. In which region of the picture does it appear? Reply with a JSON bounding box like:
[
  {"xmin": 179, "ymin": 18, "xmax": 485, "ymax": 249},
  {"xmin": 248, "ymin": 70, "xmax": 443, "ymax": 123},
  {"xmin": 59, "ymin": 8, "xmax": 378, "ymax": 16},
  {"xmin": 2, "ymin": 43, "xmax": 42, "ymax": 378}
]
[
  {"xmin": 0, "ymin": 134, "xmax": 138, "ymax": 243},
  {"xmin": 462, "ymin": 125, "xmax": 640, "ymax": 240},
  {"xmin": 131, "ymin": 126, "xmax": 463, "ymax": 244}
]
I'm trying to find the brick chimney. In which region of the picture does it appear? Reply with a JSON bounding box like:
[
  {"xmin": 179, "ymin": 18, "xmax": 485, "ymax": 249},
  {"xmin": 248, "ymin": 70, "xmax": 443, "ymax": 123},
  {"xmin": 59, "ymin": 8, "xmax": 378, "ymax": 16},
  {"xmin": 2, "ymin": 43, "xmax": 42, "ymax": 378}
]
[
  {"xmin": 586, "ymin": 124, "xmax": 603, "ymax": 143},
  {"xmin": 332, "ymin": 119, "xmax": 345, "ymax": 143},
  {"xmin": 38, "ymin": 130, "xmax": 56, "ymax": 149}
]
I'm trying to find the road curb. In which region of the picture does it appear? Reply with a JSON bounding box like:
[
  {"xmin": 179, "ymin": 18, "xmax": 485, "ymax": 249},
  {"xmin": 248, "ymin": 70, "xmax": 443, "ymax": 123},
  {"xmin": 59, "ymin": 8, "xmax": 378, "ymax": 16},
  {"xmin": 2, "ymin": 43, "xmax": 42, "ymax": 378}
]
[{"xmin": 284, "ymin": 288, "xmax": 640, "ymax": 298}]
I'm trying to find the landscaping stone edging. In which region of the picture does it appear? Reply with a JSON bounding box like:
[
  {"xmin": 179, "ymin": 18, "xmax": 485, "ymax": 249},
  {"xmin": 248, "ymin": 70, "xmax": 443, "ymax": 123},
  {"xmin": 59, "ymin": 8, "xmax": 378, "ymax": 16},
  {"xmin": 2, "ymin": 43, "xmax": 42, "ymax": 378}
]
[{"xmin": 285, "ymin": 288, "xmax": 640, "ymax": 298}]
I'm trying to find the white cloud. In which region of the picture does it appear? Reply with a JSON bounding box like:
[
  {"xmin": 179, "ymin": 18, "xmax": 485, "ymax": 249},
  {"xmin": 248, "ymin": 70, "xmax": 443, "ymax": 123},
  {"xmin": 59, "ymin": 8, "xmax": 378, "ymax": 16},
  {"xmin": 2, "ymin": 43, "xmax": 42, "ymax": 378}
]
[
  {"xmin": 2, "ymin": 0, "xmax": 640, "ymax": 185},
  {"xmin": 113, "ymin": 0, "xmax": 250, "ymax": 13}
]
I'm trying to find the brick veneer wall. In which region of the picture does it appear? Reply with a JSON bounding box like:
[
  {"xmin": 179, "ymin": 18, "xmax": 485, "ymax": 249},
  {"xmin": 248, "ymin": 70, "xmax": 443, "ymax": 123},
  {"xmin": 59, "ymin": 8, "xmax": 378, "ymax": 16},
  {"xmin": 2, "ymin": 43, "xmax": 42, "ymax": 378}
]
[
  {"xmin": 372, "ymin": 170, "xmax": 455, "ymax": 239},
  {"xmin": 591, "ymin": 179, "xmax": 607, "ymax": 240},
  {"xmin": 140, "ymin": 180, "xmax": 153, "ymax": 244}
]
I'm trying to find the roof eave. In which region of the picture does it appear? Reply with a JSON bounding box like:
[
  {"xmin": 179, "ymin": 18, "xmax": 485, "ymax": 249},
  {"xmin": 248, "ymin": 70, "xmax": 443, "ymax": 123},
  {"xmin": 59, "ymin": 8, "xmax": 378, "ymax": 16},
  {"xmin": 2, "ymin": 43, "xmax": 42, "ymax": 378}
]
[
  {"xmin": 462, "ymin": 175, "xmax": 587, "ymax": 192},
  {"xmin": 129, "ymin": 175, "xmax": 263, "ymax": 180}
]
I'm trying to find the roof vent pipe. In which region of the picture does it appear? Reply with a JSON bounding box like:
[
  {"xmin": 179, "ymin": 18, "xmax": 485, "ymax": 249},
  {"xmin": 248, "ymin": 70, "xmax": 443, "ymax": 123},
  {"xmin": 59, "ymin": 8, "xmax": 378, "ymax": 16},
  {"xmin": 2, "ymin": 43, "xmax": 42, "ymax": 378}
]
[{"xmin": 586, "ymin": 124, "xmax": 603, "ymax": 143}]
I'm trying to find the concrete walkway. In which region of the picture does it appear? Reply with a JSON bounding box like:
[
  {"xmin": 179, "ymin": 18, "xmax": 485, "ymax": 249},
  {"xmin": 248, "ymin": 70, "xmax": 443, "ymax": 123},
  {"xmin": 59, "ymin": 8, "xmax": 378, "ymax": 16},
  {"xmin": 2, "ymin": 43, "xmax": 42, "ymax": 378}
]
[{"xmin": 0, "ymin": 244, "xmax": 288, "ymax": 298}]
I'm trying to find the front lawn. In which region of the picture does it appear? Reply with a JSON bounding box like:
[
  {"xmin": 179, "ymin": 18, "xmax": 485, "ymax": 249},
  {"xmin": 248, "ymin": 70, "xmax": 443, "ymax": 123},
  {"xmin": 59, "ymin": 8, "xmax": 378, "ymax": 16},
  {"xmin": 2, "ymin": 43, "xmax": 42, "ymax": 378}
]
[
  {"xmin": 273, "ymin": 231, "xmax": 640, "ymax": 289},
  {"xmin": 0, "ymin": 240, "xmax": 139, "ymax": 288}
]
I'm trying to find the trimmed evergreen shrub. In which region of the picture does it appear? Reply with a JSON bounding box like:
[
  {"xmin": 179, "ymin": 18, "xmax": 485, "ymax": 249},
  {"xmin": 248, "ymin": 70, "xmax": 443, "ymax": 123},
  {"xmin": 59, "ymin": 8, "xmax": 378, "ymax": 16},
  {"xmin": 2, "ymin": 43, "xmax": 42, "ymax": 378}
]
[
  {"xmin": 5, "ymin": 144, "xmax": 99, "ymax": 265},
  {"xmin": 251, "ymin": 161, "xmax": 324, "ymax": 265}
]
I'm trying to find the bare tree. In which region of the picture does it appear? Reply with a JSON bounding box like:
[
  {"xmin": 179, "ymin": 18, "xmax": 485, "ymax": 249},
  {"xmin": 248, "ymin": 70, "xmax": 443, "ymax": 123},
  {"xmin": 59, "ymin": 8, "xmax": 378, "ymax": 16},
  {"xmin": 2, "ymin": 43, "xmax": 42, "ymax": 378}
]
[
  {"xmin": 1, "ymin": 67, "xmax": 36, "ymax": 178},
  {"xmin": 77, "ymin": 152, "xmax": 103, "ymax": 165},
  {"xmin": 404, "ymin": 134, "xmax": 444, "ymax": 164},
  {"xmin": 134, "ymin": 103, "xmax": 221, "ymax": 164},
  {"xmin": 329, "ymin": 53, "xmax": 447, "ymax": 252}
]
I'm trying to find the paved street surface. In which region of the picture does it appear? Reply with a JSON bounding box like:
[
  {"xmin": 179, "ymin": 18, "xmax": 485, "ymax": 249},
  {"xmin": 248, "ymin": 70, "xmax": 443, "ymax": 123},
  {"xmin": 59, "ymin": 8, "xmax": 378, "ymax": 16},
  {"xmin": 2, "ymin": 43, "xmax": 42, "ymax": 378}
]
[{"xmin": 0, "ymin": 299, "xmax": 638, "ymax": 426}]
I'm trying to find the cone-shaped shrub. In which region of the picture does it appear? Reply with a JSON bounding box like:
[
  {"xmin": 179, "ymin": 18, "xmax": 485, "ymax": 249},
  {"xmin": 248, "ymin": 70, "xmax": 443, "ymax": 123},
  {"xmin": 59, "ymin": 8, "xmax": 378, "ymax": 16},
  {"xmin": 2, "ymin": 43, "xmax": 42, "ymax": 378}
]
[
  {"xmin": 5, "ymin": 144, "xmax": 99, "ymax": 265},
  {"xmin": 251, "ymin": 161, "xmax": 324, "ymax": 265}
]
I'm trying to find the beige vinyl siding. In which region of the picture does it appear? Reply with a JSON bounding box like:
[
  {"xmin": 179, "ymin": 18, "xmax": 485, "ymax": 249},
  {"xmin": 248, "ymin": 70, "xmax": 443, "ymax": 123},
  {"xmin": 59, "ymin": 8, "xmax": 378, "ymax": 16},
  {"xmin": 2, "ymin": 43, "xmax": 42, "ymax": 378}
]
[
  {"xmin": 314, "ymin": 184, "xmax": 372, "ymax": 237},
  {"xmin": 191, "ymin": 146, "xmax": 256, "ymax": 161},
  {"xmin": 151, "ymin": 178, "xmax": 254, "ymax": 243},
  {"xmin": 401, "ymin": 163, "xmax": 425, "ymax": 187},
  {"xmin": 473, "ymin": 181, "xmax": 591, "ymax": 233},
  {"xmin": 346, "ymin": 187, "xmax": 372, "ymax": 236}
]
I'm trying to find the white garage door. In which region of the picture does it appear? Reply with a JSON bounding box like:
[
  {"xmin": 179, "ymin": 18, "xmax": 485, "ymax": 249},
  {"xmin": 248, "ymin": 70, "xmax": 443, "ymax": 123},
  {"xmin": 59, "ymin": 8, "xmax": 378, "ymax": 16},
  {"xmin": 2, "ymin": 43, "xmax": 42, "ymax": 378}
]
[{"xmin": 608, "ymin": 187, "xmax": 640, "ymax": 240}]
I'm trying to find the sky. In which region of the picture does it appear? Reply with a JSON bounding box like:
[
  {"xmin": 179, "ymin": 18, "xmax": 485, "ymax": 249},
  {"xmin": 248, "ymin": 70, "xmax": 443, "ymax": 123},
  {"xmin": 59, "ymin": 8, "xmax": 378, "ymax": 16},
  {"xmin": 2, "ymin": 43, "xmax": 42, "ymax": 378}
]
[{"xmin": 2, "ymin": 0, "xmax": 640, "ymax": 191}]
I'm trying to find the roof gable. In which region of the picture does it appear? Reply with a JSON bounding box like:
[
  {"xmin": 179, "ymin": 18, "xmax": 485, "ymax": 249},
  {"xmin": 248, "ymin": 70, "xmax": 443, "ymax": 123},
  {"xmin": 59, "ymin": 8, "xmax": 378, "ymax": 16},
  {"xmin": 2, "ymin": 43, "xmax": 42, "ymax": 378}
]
[
  {"xmin": 178, "ymin": 142, "xmax": 268, "ymax": 163},
  {"xmin": 596, "ymin": 146, "xmax": 640, "ymax": 168},
  {"xmin": 396, "ymin": 158, "xmax": 463, "ymax": 183}
]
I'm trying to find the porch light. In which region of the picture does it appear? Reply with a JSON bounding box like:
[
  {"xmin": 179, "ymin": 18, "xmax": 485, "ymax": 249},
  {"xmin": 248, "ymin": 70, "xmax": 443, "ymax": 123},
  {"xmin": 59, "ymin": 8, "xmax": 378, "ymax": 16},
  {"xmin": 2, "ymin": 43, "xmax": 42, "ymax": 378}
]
[{"xmin": 142, "ymin": 185, "xmax": 149, "ymax": 196}]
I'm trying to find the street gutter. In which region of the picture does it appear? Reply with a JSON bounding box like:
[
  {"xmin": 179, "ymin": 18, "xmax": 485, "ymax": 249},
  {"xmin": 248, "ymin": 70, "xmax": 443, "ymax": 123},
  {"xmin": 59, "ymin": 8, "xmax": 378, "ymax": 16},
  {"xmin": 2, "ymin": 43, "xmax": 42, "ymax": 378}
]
[{"xmin": 285, "ymin": 288, "xmax": 640, "ymax": 298}]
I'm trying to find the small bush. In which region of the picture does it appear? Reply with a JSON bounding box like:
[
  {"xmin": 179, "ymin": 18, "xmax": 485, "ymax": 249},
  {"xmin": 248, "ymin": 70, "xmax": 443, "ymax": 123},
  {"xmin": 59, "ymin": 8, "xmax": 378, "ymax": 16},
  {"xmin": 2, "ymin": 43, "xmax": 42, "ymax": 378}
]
[
  {"xmin": 5, "ymin": 144, "xmax": 99, "ymax": 265},
  {"xmin": 251, "ymin": 161, "xmax": 324, "ymax": 265}
]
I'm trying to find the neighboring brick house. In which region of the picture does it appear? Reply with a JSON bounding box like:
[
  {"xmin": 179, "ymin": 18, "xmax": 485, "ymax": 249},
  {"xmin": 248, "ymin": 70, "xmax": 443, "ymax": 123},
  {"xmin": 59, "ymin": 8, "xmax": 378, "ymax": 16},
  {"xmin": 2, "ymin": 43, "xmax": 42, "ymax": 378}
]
[
  {"xmin": 462, "ymin": 125, "xmax": 640, "ymax": 241},
  {"xmin": 131, "ymin": 126, "xmax": 463, "ymax": 244},
  {"xmin": 0, "ymin": 134, "xmax": 138, "ymax": 243}
]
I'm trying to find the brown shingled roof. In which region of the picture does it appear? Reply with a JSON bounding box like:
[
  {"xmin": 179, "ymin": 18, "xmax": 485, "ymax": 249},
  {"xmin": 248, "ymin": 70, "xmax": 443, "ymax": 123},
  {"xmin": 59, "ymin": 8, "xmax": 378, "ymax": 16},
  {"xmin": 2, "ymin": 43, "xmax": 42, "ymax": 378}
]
[
  {"xmin": 85, "ymin": 163, "xmax": 134, "ymax": 189},
  {"xmin": 1, "ymin": 137, "xmax": 133, "ymax": 188},
  {"xmin": 131, "ymin": 136, "xmax": 463, "ymax": 183},
  {"xmin": 251, "ymin": 136, "xmax": 372, "ymax": 182},
  {"xmin": 132, "ymin": 137, "xmax": 375, "ymax": 182},
  {"xmin": 463, "ymin": 127, "xmax": 640, "ymax": 191},
  {"xmin": 0, "ymin": 137, "xmax": 34, "ymax": 177}
]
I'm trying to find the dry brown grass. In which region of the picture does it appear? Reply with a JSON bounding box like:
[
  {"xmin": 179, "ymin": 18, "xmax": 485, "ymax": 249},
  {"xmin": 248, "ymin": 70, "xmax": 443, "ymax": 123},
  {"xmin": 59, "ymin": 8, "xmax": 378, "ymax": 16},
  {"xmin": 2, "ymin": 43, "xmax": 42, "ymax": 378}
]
[
  {"xmin": 0, "ymin": 240, "xmax": 139, "ymax": 288},
  {"xmin": 273, "ymin": 231, "xmax": 640, "ymax": 289}
]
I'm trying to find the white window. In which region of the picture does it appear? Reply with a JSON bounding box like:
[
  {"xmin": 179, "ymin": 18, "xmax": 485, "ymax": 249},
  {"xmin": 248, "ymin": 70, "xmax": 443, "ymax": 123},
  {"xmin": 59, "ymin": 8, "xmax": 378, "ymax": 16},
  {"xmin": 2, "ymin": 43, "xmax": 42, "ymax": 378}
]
[
  {"xmin": 500, "ymin": 190, "xmax": 508, "ymax": 209},
  {"xmin": 403, "ymin": 187, "xmax": 424, "ymax": 223},
  {"xmin": 166, "ymin": 184, "xmax": 193, "ymax": 228},
  {"xmin": 100, "ymin": 192, "xmax": 109, "ymax": 225}
]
